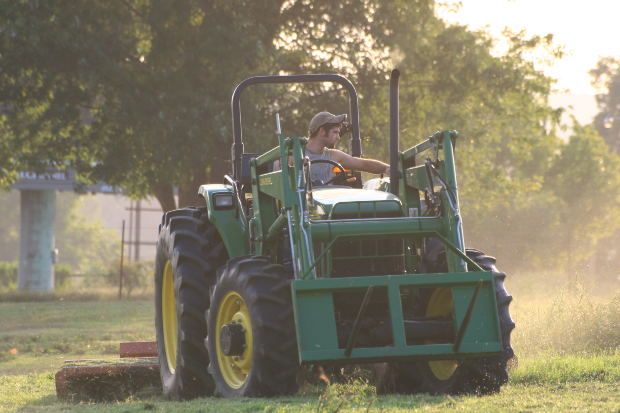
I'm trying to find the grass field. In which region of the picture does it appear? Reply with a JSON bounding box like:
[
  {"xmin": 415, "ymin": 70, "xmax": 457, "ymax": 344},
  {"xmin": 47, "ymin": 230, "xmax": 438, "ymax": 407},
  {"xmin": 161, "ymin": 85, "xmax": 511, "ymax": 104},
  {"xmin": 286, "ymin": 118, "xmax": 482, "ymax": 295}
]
[{"xmin": 1, "ymin": 278, "xmax": 619, "ymax": 412}]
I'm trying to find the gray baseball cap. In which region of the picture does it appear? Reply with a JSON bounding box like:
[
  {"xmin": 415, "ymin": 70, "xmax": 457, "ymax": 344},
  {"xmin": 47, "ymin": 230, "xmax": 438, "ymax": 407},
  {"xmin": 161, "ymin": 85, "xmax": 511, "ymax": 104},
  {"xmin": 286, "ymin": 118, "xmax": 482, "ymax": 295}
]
[{"xmin": 308, "ymin": 112, "xmax": 347, "ymax": 135}]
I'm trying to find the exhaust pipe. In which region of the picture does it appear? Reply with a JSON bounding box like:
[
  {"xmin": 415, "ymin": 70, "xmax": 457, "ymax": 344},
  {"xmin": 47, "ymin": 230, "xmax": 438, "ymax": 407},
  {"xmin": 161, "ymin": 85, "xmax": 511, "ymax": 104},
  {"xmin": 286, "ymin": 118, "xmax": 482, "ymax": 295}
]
[{"xmin": 389, "ymin": 69, "xmax": 400, "ymax": 196}]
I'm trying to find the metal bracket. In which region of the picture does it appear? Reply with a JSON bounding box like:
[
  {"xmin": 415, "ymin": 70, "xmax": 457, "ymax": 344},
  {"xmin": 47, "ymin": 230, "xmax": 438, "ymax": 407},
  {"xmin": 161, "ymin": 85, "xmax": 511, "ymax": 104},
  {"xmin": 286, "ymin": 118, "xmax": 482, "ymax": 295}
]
[
  {"xmin": 344, "ymin": 286, "xmax": 374, "ymax": 357},
  {"xmin": 453, "ymin": 280, "xmax": 483, "ymax": 353},
  {"xmin": 433, "ymin": 233, "xmax": 485, "ymax": 272},
  {"xmin": 301, "ymin": 237, "xmax": 337, "ymax": 279}
]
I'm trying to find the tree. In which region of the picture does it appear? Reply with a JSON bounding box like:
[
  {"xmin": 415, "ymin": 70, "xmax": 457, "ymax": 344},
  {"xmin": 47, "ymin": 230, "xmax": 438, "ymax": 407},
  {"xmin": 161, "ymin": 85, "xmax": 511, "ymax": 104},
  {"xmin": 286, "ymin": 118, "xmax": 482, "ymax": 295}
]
[
  {"xmin": 591, "ymin": 57, "xmax": 620, "ymax": 153},
  {"xmin": 590, "ymin": 57, "xmax": 620, "ymax": 277},
  {"xmin": 0, "ymin": 190, "xmax": 20, "ymax": 261},
  {"xmin": 0, "ymin": 0, "xmax": 556, "ymax": 209},
  {"xmin": 546, "ymin": 124, "xmax": 620, "ymax": 266},
  {"xmin": 1, "ymin": 1, "xmax": 561, "ymax": 213},
  {"xmin": 54, "ymin": 194, "xmax": 119, "ymax": 277},
  {"xmin": 0, "ymin": 0, "xmax": 289, "ymax": 211}
]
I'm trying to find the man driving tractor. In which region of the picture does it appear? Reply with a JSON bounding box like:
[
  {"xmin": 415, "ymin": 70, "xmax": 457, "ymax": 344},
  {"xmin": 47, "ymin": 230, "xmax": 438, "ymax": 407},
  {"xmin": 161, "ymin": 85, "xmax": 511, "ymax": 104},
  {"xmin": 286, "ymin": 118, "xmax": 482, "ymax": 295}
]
[{"xmin": 306, "ymin": 111, "xmax": 390, "ymax": 185}]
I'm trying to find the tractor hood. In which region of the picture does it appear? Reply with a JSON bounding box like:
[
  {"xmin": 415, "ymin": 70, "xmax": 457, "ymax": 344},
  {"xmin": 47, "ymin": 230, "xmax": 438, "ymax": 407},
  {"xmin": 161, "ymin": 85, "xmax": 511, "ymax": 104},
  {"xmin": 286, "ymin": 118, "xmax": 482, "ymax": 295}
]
[{"xmin": 309, "ymin": 187, "xmax": 404, "ymax": 219}]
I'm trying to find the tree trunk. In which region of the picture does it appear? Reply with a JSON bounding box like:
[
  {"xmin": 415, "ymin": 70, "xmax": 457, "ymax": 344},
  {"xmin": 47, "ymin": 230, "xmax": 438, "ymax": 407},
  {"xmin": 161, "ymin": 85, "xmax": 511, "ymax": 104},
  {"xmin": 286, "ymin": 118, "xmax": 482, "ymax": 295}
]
[
  {"xmin": 207, "ymin": 155, "xmax": 232, "ymax": 182},
  {"xmin": 178, "ymin": 168, "xmax": 207, "ymax": 208},
  {"xmin": 152, "ymin": 183, "xmax": 177, "ymax": 212},
  {"xmin": 177, "ymin": 153, "xmax": 233, "ymax": 208}
]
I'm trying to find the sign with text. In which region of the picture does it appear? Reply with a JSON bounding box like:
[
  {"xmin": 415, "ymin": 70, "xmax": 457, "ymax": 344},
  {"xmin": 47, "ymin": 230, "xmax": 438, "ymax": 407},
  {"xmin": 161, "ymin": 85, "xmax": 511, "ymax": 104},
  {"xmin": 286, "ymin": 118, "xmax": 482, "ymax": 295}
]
[{"xmin": 12, "ymin": 169, "xmax": 120, "ymax": 193}]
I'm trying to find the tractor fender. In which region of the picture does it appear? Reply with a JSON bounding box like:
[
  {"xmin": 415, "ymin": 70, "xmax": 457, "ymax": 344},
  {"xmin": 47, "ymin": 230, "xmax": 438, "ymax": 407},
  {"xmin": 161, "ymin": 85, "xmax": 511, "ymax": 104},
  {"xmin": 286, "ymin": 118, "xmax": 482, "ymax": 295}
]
[{"xmin": 198, "ymin": 184, "xmax": 249, "ymax": 258}]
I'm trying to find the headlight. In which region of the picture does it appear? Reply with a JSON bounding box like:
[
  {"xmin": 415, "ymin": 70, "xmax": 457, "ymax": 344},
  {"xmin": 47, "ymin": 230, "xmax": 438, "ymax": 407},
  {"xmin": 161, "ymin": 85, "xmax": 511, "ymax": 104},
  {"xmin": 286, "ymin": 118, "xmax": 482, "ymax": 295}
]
[{"xmin": 213, "ymin": 193, "xmax": 234, "ymax": 210}]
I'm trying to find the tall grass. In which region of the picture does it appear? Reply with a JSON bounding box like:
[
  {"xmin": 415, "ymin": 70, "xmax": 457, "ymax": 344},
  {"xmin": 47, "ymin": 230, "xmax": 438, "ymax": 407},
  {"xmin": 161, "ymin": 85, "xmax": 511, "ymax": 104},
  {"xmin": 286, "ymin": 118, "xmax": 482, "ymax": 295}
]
[{"xmin": 509, "ymin": 272, "xmax": 619, "ymax": 356}]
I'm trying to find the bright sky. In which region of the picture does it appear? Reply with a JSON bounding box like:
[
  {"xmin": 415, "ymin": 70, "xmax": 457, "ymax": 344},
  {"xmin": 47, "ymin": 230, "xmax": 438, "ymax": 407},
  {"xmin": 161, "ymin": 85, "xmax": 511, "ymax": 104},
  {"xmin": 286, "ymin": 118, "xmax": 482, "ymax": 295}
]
[{"xmin": 437, "ymin": 0, "xmax": 620, "ymax": 123}]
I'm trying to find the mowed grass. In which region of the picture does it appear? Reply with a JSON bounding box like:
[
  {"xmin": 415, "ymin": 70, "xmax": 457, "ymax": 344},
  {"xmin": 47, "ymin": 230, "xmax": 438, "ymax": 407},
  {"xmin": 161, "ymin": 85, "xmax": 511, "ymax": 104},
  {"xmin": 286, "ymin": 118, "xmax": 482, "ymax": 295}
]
[
  {"xmin": 1, "ymin": 361, "xmax": 618, "ymax": 413},
  {"xmin": 0, "ymin": 299, "xmax": 154, "ymax": 375},
  {"xmin": 1, "ymin": 278, "xmax": 619, "ymax": 413}
]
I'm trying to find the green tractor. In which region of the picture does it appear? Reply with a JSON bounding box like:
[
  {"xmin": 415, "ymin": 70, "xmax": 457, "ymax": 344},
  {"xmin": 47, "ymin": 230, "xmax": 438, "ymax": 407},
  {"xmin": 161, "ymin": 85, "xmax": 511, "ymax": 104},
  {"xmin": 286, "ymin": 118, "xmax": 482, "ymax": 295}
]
[{"xmin": 154, "ymin": 71, "xmax": 515, "ymax": 399}]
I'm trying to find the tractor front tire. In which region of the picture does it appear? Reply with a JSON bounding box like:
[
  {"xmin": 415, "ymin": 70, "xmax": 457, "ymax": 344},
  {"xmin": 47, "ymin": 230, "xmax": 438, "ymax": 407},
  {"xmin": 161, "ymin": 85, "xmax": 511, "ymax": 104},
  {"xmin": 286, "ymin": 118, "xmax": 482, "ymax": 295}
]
[
  {"xmin": 154, "ymin": 207, "xmax": 227, "ymax": 399},
  {"xmin": 206, "ymin": 256, "xmax": 298, "ymax": 397},
  {"xmin": 379, "ymin": 248, "xmax": 515, "ymax": 395}
]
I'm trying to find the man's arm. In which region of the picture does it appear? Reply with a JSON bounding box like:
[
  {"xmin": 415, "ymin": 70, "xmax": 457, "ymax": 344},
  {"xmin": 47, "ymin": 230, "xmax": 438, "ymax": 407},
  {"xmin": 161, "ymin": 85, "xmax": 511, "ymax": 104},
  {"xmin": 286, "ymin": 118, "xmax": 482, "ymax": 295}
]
[{"xmin": 331, "ymin": 149, "xmax": 389, "ymax": 175}]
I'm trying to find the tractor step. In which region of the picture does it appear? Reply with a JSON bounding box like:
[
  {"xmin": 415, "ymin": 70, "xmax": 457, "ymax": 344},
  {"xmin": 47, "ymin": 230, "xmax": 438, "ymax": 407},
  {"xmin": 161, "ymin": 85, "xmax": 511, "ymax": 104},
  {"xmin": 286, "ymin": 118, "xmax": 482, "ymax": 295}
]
[{"xmin": 55, "ymin": 341, "xmax": 160, "ymax": 402}]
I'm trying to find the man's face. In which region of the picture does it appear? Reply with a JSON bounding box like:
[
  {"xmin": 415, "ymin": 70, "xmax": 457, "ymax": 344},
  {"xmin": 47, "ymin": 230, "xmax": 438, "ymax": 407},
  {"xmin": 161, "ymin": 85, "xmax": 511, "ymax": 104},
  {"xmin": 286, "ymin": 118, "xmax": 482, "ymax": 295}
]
[{"xmin": 318, "ymin": 125, "xmax": 341, "ymax": 148}]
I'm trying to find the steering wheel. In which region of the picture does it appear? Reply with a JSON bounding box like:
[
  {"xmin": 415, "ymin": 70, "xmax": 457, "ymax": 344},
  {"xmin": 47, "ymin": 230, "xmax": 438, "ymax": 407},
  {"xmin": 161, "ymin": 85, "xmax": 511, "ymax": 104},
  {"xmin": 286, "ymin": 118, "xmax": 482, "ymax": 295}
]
[{"xmin": 310, "ymin": 159, "xmax": 349, "ymax": 185}]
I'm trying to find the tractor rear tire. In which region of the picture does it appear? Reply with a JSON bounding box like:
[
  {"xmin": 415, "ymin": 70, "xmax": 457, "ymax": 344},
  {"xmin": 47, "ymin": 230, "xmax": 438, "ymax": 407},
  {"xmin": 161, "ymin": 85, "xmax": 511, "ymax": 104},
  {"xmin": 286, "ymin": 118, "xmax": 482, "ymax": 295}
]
[
  {"xmin": 154, "ymin": 207, "xmax": 227, "ymax": 399},
  {"xmin": 206, "ymin": 256, "xmax": 299, "ymax": 397},
  {"xmin": 378, "ymin": 246, "xmax": 515, "ymax": 395}
]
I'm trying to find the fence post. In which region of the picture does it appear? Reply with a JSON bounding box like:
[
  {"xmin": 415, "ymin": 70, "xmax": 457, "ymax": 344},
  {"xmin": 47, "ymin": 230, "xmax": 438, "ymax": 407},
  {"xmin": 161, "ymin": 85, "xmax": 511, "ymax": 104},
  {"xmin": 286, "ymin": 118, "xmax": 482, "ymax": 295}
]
[{"xmin": 119, "ymin": 219, "xmax": 125, "ymax": 299}]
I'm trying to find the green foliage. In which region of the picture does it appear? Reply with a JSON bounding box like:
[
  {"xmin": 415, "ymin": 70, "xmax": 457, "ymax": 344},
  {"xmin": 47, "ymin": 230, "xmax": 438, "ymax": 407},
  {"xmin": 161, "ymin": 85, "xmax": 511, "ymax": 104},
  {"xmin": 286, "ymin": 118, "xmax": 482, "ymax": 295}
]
[
  {"xmin": 2, "ymin": 372, "xmax": 619, "ymax": 412},
  {"xmin": 591, "ymin": 57, "xmax": 620, "ymax": 153},
  {"xmin": 0, "ymin": 191, "xmax": 20, "ymax": 262},
  {"xmin": 464, "ymin": 191, "xmax": 564, "ymax": 271},
  {"xmin": 589, "ymin": 58, "xmax": 620, "ymax": 275},
  {"xmin": 53, "ymin": 193, "xmax": 119, "ymax": 279},
  {"xmin": 464, "ymin": 124, "xmax": 620, "ymax": 273},
  {"xmin": 0, "ymin": 190, "xmax": 120, "ymax": 288},
  {"xmin": 0, "ymin": 261, "xmax": 92, "ymax": 294},
  {"xmin": 102, "ymin": 261, "xmax": 153, "ymax": 297},
  {"xmin": 0, "ymin": 0, "xmax": 295, "ymax": 209},
  {"xmin": 0, "ymin": 1, "xmax": 561, "ymax": 207},
  {"xmin": 53, "ymin": 263, "xmax": 73, "ymax": 290},
  {"xmin": 546, "ymin": 125, "xmax": 620, "ymax": 266},
  {"xmin": 2, "ymin": 1, "xmax": 620, "ymax": 275},
  {"xmin": 0, "ymin": 261, "xmax": 17, "ymax": 292},
  {"xmin": 313, "ymin": 380, "xmax": 377, "ymax": 412},
  {"xmin": 511, "ymin": 353, "xmax": 620, "ymax": 385}
]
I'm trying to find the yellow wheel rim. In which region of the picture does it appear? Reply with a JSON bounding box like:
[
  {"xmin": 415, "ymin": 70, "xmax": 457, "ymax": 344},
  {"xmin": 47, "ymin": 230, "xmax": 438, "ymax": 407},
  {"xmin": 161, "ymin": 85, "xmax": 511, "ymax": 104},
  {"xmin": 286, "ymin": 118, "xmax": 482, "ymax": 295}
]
[
  {"xmin": 162, "ymin": 260, "xmax": 178, "ymax": 373},
  {"xmin": 215, "ymin": 291, "xmax": 254, "ymax": 389},
  {"xmin": 426, "ymin": 288, "xmax": 458, "ymax": 381}
]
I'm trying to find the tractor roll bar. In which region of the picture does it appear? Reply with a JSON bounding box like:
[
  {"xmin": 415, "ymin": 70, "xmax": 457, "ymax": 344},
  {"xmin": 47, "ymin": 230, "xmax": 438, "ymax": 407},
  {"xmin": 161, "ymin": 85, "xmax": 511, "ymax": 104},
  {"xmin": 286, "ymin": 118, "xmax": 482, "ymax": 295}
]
[
  {"xmin": 389, "ymin": 69, "xmax": 400, "ymax": 196},
  {"xmin": 231, "ymin": 74, "xmax": 361, "ymax": 179}
]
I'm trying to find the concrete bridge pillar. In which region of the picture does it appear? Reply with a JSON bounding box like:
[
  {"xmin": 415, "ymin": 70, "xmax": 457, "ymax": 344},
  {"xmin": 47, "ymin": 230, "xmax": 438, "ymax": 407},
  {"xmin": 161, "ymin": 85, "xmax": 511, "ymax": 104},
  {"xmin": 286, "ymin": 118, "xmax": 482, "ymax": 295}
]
[{"xmin": 18, "ymin": 189, "xmax": 56, "ymax": 292}]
